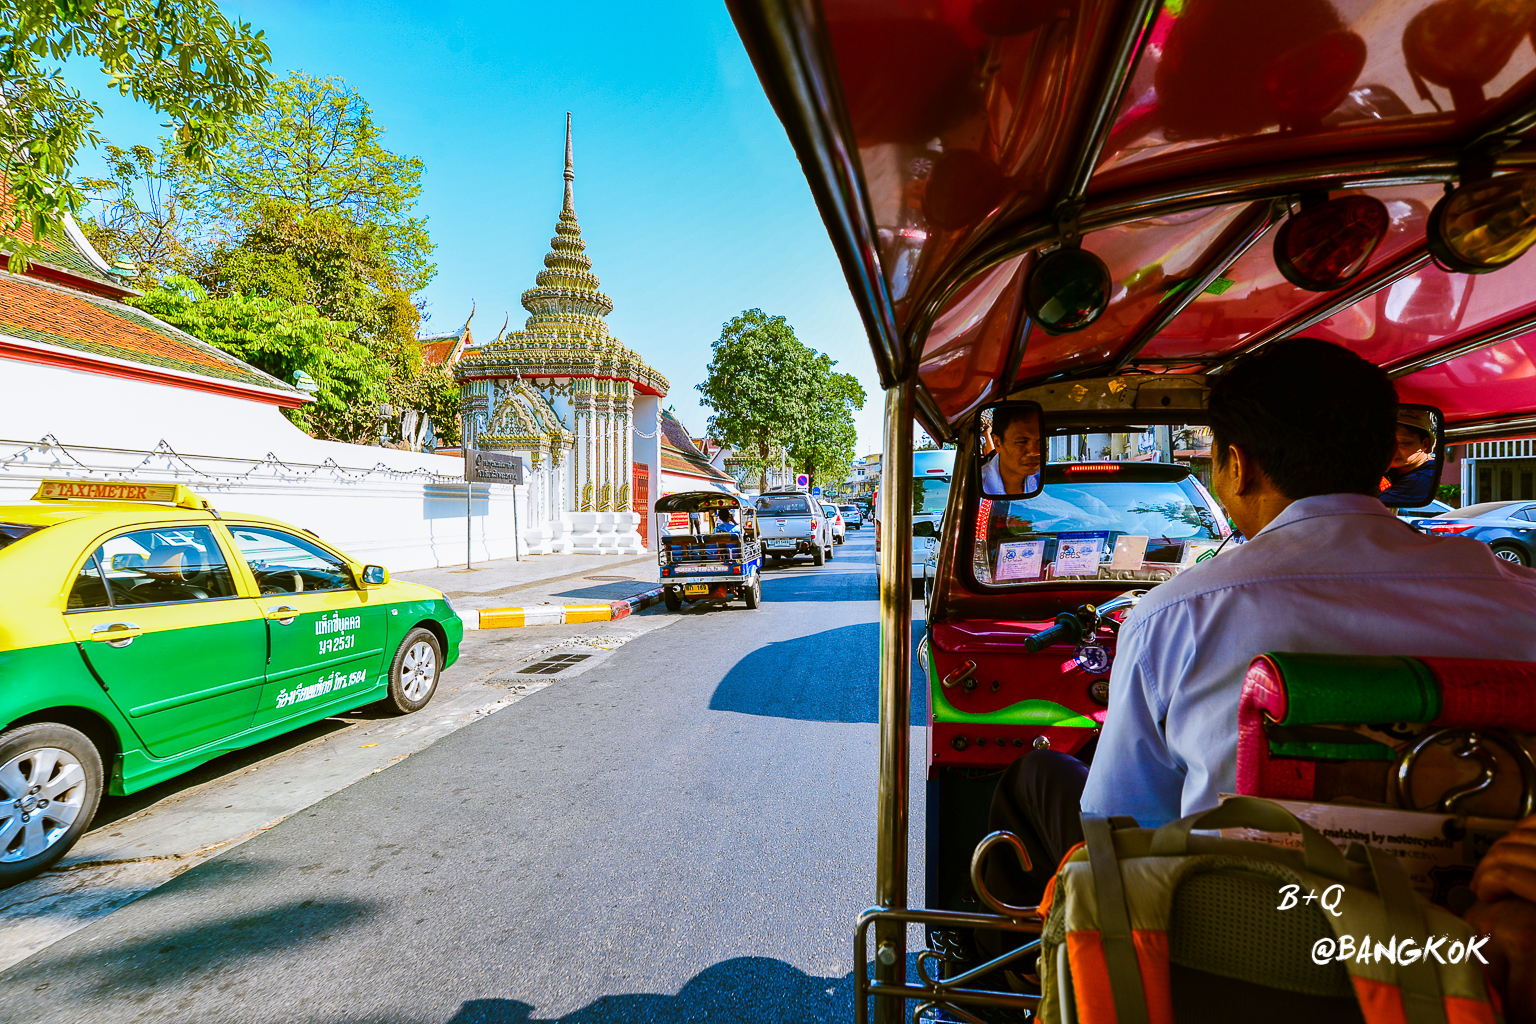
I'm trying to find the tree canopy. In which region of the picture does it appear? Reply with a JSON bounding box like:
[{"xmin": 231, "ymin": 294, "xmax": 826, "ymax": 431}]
[
  {"xmin": 0, "ymin": 0, "xmax": 271, "ymax": 268},
  {"xmin": 696, "ymin": 309, "xmax": 865, "ymax": 492}
]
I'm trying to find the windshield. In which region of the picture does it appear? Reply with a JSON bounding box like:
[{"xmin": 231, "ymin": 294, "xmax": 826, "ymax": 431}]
[
  {"xmin": 0, "ymin": 522, "xmax": 44, "ymax": 552},
  {"xmin": 755, "ymin": 495, "xmax": 812, "ymax": 514},
  {"xmin": 914, "ymin": 478, "xmax": 950, "ymax": 516},
  {"xmin": 973, "ymin": 470, "xmax": 1228, "ymax": 586}
]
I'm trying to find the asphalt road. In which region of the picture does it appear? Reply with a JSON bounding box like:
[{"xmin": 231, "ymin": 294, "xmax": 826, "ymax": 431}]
[{"xmin": 1, "ymin": 528, "xmax": 928, "ymax": 1023}]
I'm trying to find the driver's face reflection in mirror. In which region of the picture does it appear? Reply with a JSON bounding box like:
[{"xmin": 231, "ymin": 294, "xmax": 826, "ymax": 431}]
[
  {"xmin": 983, "ymin": 408, "xmax": 1042, "ymax": 495},
  {"xmin": 1392, "ymin": 424, "xmax": 1433, "ymax": 470}
]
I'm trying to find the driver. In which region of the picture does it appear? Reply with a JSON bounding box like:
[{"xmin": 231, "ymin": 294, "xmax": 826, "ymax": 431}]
[
  {"xmin": 983, "ymin": 337, "xmax": 1536, "ymax": 910},
  {"xmin": 1380, "ymin": 407, "xmax": 1437, "ymax": 505},
  {"xmin": 981, "ymin": 406, "xmax": 1043, "ymax": 495}
]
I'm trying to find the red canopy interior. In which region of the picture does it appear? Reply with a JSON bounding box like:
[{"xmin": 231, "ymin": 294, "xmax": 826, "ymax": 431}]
[{"xmin": 730, "ymin": 0, "xmax": 1536, "ymax": 440}]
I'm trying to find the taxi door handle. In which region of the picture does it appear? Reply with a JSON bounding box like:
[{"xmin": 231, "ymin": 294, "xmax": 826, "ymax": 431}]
[
  {"xmin": 266, "ymin": 606, "xmax": 299, "ymax": 625},
  {"xmin": 90, "ymin": 622, "xmax": 141, "ymax": 647}
]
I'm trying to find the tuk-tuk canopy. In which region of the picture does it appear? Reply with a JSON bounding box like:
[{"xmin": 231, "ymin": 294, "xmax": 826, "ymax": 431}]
[
  {"xmin": 729, "ymin": 0, "xmax": 1536, "ymax": 441},
  {"xmin": 653, "ymin": 491, "xmax": 755, "ymax": 514}
]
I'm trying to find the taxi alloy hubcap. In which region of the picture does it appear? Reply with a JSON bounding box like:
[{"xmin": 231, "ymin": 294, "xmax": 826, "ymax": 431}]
[
  {"xmin": 0, "ymin": 747, "xmax": 86, "ymax": 862},
  {"xmin": 400, "ymin": 641, "xmax": 437, "ymax": 702}
]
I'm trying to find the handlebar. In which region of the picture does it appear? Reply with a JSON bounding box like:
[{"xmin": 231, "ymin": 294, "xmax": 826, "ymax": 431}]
[{"xmin": 1024, "ymin": 613, "xmax": 1083, "ymax": 653}]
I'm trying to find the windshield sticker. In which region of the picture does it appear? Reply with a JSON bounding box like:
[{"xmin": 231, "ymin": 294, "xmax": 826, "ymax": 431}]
[
  {"xmin": 276, "ymin": 668, "xmax": 369, "ymax": 709},
  {"xmin": 995, "ymin": 539, "xmax": 1046, "ymax": 581},
  {"xmin": 1110, "ymin": 535, "xmax": 1149, "ymax": 569},
  {"xmin": 1181, "ymin": 539, "xmax": 1224, "ymax": 565},
  {"xmin": 1054, "ymin": 532, "xmax": 1108, "ymax": 576}
]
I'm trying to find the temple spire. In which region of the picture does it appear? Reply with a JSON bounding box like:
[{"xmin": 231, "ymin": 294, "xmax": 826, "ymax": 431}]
[{"xmin": 563, "ymin": 112, "xmax": 575, "ymax": 218}]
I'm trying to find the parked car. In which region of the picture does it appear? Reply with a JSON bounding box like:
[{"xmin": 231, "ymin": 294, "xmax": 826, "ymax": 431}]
[
  {"xmin": 1414, "ymin": 501, "xmax": 1536, "ymax": 565},
  {"xmin": 0, "ymin": 480, "xmax": 463, "ymax": 884},
  {"xmin": 1395, "ymin": 498, "xmax": 1454, "ymax": 521},
  {"xmin": 820, "ymin": 501, "xmax": 847, "ymax": 544},
  {"xmin": 874, "ymin": 449, "xmax": 955, "ymax": 597},
  {"xmin": 839, "ymin": 504, "xmax": 863, "ymax": 529},
  {"xmin": 754, "ymin": 491, "xmax": 834, "ymax": 566}
]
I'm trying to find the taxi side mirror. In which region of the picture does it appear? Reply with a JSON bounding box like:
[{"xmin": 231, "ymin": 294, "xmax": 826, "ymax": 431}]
[{"xmin": 360, "ymin": 565, "xmax": 389, "ymax": 586}]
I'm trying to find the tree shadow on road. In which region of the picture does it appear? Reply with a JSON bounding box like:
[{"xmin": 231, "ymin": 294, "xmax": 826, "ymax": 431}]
[
  {"xmin": 444, "ymin": 956, "xmax": 857, "ymax": 1023},
  {"xmin": 707, "ymin": 622, "xmax": 926, "ymax": 724}
]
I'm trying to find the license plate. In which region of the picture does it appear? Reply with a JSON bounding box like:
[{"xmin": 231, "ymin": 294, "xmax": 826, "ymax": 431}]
[
  {"xmin": 684, "ymin": 584, "xmax": 710, "ymax": 596},
  {"xmin": 767, "ymin": 540, "xmax": 793, "ymax": 548}
]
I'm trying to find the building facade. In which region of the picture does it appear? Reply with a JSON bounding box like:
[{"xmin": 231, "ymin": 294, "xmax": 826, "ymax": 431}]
[{"xmin": 454, "ymin": 116, "xmax": 669, "ymax": 554}]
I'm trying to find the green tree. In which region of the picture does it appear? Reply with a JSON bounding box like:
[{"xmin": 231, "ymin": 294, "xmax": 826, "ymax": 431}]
[
  {"xmin": 787, "ymin": 359, "xmax": 865, "ymax": 490},
  {"xmin": 193, "ymin": 199, "xmax": 421, "ymax": 364},
  {"xmin": 696, "ymin": 309, "xmax": 824, "ymax": 492},
  {"xmin": 188, "ymin": 72, "xmax": 433, "ymax": 293},
  {"xmin": 0, "ymin": 0, "xmax": 270, "ymax": 268},
  {"xmin": 78, "ymin": 141, "xmax": 195, "ymax": 286},
  {"xmin": 130, "ymin": 274, "xmax": 394, "ymax": 443}
]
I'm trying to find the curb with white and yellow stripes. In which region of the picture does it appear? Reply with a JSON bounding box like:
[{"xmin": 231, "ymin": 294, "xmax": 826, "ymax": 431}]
[{"xmin": 475, "ymin": 586, "xmax": 665, "ymax": 629}]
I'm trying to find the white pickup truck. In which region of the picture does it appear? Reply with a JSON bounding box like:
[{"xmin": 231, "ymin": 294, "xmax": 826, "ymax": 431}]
[{"xmin": 753, "ymin": 491, "xmax": 834, "ymax": 567}]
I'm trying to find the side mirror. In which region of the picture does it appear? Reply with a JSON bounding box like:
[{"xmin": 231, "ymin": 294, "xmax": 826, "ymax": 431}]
[
  {"xmin": 360, "ymin": 565, "xmax": 389, "ymax": 586},
  {"xmin": 1380, "ymin": 405, "xmax": 1446, "ymax": 509},
  {"xmin": 977, "ymin": 400, "xmax": 1046, "ymax": 500},
  {"xmin": 913, "ymin": 520, "xmax": 938, "ymax": 539}
]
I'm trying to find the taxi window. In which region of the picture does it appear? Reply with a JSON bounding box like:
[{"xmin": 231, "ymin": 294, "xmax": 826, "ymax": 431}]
[
  {"xmin": 227, "ymin": 526, "xmax": 352, "ymax": 594},
  {"xmin": 973, "ymin": 472, "xmax": 1227, "ymax": 587},
  {"xmin": 0, "ymin": 522, "xmax": 44, "ymax": 552},
  {"xmin": 67, "ymin": 553, "xmax": 110, "ymax": 610},
  {"xmin": 87, "ymin": 528, "xmax": 238, "ymax": 606}
]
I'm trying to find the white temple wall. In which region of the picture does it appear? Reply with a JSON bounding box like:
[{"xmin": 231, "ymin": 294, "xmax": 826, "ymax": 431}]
[{"xmin": 0, "ymin": 358, "xmax": 526, "ymax": 570}]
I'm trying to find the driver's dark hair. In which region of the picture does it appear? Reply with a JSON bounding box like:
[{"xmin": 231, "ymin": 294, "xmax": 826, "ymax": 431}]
[
  {"xmin": 990, "ymin": 404, "xmax": 1033, "ymax": 440},
  {"xmin": 1208, "ymin": 337, "xmax": 1397, "ymax": 498}
]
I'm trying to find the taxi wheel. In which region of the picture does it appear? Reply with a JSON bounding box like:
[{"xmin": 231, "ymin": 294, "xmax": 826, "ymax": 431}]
[
  {"xmin": 664, "ymin": 590, "xmax": 682, "ymax": 612},
  {"xmin": 744, "ymin": 577, "xmax": 761, "ymax": 609},
  {"xmin": 0, "ymin": 723, "xmax": 102, "ymax": 887},
  {"xmin": 386, "ymin": 628, "xmax": 442, "ymax": 714}
]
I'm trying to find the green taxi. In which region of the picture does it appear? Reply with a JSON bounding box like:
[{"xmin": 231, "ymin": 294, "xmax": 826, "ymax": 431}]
[{"xmin": 0, "ymin": 480, "xmax": 463, "ymax": 884}]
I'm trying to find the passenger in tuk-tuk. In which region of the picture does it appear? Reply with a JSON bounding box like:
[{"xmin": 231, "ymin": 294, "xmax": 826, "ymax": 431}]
[
  {"xmin": 984, "ymin": 338, "xmax": 1536, "ymax": 911},
  {"xmin": 1467, "ymin": 815, "xmax": 1536, "ymax": 1024},
  {"xmin": 714, "ymin": 509, "xmax": 741, "ymax": 536}
]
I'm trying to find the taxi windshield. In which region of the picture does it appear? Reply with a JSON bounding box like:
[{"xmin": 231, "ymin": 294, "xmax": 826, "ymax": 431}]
[
  {"xmin": 0, "ymin": 522, "xmax": 44, "ymax": 552},
  {"xmin": 973, "ymin": 465, "xmax": 1227, "ymax": 586}
]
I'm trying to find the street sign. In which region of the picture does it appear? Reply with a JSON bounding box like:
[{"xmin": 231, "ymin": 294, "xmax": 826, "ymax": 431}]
[
  {"xmin": 466, "ymin": 449, "xmax": 525, "ymax": 485},
  {"xmin": 812, "ymin": 486, "xmax": 821, "ymax": 496},
  {"xmin": 795, "ymin": 473, "xmax": 810, "ymax": 488}
]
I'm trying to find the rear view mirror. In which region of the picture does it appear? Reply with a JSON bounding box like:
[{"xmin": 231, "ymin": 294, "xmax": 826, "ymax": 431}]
[
  {"xmin": 360, "ymin": 565, "xmax": 389, "ymax": 586},
  {"xmin": 977, "ymin": 401, "xmax": 1045, "ymax": 500},
  {"xmin": 1380, "ymin": 404, "xmax": 1445, "ymax": 509},
  {"xmin": 913, "ymin": 520, "xmax": 937, "ymax": 538}
]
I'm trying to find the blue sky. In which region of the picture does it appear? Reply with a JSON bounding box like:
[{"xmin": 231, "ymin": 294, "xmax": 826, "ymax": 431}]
[{"xmin": 70, "ymin": 0, "xmax": 885, "ymax": 455}]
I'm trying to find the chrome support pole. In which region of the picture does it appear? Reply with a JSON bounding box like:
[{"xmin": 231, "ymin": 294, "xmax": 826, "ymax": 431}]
[
  {"xmin": 1060, "ymin": 0, "xmax": 1163, "ymax": 203},
  {"xmin": 873, "ymin": 380, "xmax": 915, "ymax": 1024},
  {"xmin": 1387, "ymin": 307, "xmax": 1536, "ymax": 378}
]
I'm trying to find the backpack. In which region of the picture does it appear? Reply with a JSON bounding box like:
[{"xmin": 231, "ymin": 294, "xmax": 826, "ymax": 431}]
[{"xmin": 1034, "ymin": 797, "xmax": 1501, "ymax": 1024}]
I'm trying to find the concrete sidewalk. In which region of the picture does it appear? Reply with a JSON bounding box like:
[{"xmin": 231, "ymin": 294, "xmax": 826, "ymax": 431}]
[{"xmin": 396, "ymin": 550, "xmax": 662, "ymax": 629}]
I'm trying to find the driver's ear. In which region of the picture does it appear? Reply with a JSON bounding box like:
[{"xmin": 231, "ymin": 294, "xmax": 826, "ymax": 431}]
[{"xmin": 1226, "ymin": 443, "xmax": 1257, "ymax": 495}]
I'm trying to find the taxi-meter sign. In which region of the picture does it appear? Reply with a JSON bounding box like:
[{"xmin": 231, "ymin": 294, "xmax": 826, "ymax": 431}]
[{"xmin": 795, "ymin": 473, "xmax": 810, "ymax": 489}]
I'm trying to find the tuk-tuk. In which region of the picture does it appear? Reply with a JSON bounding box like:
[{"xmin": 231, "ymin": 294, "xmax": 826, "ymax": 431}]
[
  {"xmin": 654, "ymin": 491, "xmax": 763, "ymax": 611},
  {"xmin": 729, "ymin": 1, "xmax": 1536, "ymax": 1020}
]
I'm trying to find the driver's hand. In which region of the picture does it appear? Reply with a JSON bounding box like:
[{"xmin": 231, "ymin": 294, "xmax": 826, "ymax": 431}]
[{"xmin": 1471, "ymin": 815, "xmax": 1536, "ymax": 905}]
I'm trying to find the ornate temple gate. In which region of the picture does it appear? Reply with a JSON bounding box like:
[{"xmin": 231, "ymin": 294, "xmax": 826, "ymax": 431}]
[{"xmin": 632, "ymin": 461, "xmax": 649, "ymax": 547}]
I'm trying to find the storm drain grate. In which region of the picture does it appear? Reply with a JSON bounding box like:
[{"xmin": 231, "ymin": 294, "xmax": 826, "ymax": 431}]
[{"xmin": 517, "ymin": 653, "xmax": 593, "ymax": 674}]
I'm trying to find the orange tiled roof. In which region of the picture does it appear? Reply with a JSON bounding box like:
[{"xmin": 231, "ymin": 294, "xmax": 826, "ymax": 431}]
[
  {"xmin": 421, "ymin": 338, "xmax": 458, "ymax": 367},
  {"xmin": 0, "ymin": 275, "xmax": 298, "ymax": 393}
]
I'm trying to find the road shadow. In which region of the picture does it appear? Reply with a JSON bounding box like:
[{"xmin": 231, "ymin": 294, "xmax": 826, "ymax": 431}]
[
  {"xmin": 2, "ymin": 860, "xmax": 381, "ymax": 992},
  {"xmin": 708, "ymin": 622, "xmax": 925, "ymax": 724},
  {"xmin": 444, "ymin": 956, "xmax": 855, "ymax": 1023}
]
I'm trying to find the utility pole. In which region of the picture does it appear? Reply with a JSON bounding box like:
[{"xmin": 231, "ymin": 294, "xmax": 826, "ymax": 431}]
[{"xmin": 462, "ymin": 393, "xmax": 487, "ymax": 570}]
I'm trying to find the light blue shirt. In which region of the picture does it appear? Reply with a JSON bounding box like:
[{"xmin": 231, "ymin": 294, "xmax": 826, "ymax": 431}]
[
  {"xmin": 1081, "ymin": 493, "xmax": 1536, "ymax": 827},
  {"xmin": 980, "ymin": 455, "xmax": 1040, "ymax": 496}
]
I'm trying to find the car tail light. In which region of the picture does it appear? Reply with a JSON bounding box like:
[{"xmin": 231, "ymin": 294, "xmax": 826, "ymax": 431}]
[
  {"xmin": 810, "ymin": 519, "xmax": 819, "ymax": 530},
  {"xmin": 1423, "ymin": 522, "xmax": 1474, "ymax": 534},
  {"xmin": 1062, "ymin": 463, "xmax": 1122, "ymax": 476}
]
